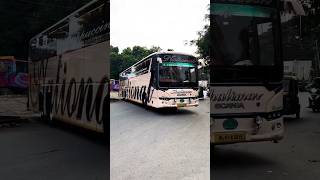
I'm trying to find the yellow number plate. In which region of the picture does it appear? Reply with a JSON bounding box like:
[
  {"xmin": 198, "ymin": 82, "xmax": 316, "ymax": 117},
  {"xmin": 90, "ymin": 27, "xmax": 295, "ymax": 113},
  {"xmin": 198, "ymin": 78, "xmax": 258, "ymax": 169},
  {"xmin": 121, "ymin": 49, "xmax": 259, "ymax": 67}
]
[
  {"xmin": 177, "ymin": 103, "xmax": 186, "ymax": 107},
  {"xmin": 214, "ymin": 132, "xmax": 246, "ymax": 143}
]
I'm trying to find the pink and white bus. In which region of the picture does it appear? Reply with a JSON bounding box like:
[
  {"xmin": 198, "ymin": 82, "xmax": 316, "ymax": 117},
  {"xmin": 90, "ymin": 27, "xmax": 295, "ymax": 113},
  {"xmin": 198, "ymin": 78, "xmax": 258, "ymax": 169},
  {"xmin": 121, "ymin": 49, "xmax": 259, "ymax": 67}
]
[
  {"xmin": 28, "ymin": 0, "xmax": 109, "ymax": 134},
  {"xmin": 119, "ymin": 51, "xmax": 199, "ymax": 109}
]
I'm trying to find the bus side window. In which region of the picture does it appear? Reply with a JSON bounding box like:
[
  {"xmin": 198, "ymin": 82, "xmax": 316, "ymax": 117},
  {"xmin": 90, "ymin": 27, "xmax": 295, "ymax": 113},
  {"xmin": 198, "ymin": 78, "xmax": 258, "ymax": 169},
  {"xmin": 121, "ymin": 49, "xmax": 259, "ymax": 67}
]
[
  {"xmin": 146, "ymin": 58, "xmax": 151, "ymax": 71},
  {"xmin": 135, "ymin": 59, "xmax": 151, "ymax": 75}
]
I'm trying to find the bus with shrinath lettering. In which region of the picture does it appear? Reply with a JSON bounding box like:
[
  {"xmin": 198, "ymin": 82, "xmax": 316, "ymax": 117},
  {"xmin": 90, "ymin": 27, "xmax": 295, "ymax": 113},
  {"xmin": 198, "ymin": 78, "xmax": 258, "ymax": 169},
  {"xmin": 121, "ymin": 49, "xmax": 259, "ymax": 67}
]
[
  {"xmin": 210, "ymin": 0, "xmax": 305, "ymax": 145},
  {"xmin": 28, "ymin": 0, "xmax": 109, "ymax": 135},
  {"xmin": 119, "ymin": 51, "xmax": 199, "ymax": 109}
]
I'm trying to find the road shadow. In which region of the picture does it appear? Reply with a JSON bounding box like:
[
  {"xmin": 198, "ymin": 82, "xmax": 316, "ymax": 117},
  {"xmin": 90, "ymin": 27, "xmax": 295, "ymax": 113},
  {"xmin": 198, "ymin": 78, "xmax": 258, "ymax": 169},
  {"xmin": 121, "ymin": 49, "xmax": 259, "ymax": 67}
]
[
  {"xmin": 152, "ymin": 107, "xmax": 197, "ymax": 116},
  {"xmin": 0, "ymin": 116, "xmax": 30, "ymax": 129},
  {"xmin": 120, "ymin": 99, "xmax": 198, "ymax": 116},
  {"xmin": 211, "ymin": 145, "xmax": 276, "ymax": 170},
  {"xmin": 110, "ymin": 99, "xmax": 119, "ymax": 103},
  {"xmin": 34, "ymin": 117, "xmax": 107, "ymax": 146},
  {"xmin": 283, "ymin": 116, "xmax": 305, "ymax": 125}
]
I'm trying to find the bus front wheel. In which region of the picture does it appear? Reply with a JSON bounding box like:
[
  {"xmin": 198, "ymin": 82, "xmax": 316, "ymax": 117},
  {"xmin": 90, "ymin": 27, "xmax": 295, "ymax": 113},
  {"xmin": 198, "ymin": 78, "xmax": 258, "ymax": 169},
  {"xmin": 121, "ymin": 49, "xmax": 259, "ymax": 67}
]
[
  {"xmin": 42, "ymin": 92, "xmax": 55, "ymax": 125},
  {"xmin": 142, "ymin": 93, "xmax": 148, "ymax": 109}
]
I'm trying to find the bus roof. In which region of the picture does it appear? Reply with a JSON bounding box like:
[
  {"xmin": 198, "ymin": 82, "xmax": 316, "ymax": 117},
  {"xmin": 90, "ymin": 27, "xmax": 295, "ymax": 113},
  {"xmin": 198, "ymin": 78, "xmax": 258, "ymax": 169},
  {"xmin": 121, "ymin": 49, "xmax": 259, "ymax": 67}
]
[
  {"xmin": 120, "ymin": 51, "xmax": 196, "ymax": 75},
  {"xmin": 30, "ymin": 0, "xmax": 102, "ymax": 41},
  {"xmin": 151, "ymin": 51, "xmax": 195, "ymax": 56}
]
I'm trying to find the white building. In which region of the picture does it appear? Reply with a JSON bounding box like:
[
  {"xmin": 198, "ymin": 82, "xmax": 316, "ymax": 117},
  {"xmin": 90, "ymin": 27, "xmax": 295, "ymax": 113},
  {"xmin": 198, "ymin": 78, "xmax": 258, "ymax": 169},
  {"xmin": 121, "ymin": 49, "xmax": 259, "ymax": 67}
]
[{"xmin": 284, "ymin": 60, "xmax": 312, "ymax": 81}]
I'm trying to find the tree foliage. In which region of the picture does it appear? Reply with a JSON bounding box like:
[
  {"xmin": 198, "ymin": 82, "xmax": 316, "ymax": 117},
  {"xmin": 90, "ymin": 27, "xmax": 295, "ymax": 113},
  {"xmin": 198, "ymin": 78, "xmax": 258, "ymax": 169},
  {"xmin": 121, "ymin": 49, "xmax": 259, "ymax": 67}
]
[
  {"xmin": 190, "ymin": 5, "xmax": 210, "ymax": 61},
  {"xmin": 190, "ymin": 25, "xmax": 210, "ymax": 60},
  {"xmin": 110, "ymin": 45, "xmax": 161, "ymax": 79}
]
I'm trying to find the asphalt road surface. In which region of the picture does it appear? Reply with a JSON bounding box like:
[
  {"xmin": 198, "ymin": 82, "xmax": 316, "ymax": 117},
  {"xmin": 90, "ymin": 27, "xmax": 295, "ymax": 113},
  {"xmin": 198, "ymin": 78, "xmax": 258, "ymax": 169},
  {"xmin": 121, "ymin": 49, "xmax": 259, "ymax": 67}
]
[
  {"xmin": 3, "ymin": 92, "xmax": 317, "ymax": 180},
  {"xmin": 0, "ymin": 118, "xmax": 108, "ymax": 180},
  {"xmin": 110, "ymin": 100, "xmax": 210, "ymax": 180},
  {"xmin": 212, "ymin": 92, "xmax": 320, "ymax": 180}
]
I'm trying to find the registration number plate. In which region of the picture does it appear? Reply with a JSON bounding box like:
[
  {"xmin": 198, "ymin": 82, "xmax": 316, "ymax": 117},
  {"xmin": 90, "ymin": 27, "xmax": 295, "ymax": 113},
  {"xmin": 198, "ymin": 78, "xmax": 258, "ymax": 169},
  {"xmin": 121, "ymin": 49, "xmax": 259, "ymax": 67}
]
[
  {"xmin": 214, "ymin": 132, "xmax": 246, "ymax": 143},
  {"xmin": 177, "ymin": 103, "xmax": 186, "ymax": 107}
]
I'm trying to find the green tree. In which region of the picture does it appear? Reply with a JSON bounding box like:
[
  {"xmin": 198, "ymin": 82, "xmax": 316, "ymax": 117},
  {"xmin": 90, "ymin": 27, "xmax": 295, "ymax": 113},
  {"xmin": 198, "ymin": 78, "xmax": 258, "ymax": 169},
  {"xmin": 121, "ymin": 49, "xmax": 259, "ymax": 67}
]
[
  {"xmin": 189, "ymin": 4, "xmax": 210, "ymax": 61},
  {"xmin": 190, "ymin": 25, "xmax": 210, "ymax": 60},
  {"xmin": 110, "ymin": 45, "xmax": 162, "ymax": 79}
]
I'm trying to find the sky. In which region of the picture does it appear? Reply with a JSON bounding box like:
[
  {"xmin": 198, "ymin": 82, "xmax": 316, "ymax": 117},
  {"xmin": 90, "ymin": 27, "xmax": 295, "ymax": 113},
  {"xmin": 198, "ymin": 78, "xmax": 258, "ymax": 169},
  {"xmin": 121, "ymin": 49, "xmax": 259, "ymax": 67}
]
[{"xmin": 110, "ymin": 0, "xmax": 209, "ymax": 55}]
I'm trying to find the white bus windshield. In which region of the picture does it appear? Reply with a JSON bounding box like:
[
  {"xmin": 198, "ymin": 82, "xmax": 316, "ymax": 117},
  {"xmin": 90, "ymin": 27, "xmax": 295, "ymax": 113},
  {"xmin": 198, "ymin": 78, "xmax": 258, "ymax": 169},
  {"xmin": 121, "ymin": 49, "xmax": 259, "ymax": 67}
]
[{"xmin": 211, "ymin": 3, "xmax": 277, "ymax": 66}]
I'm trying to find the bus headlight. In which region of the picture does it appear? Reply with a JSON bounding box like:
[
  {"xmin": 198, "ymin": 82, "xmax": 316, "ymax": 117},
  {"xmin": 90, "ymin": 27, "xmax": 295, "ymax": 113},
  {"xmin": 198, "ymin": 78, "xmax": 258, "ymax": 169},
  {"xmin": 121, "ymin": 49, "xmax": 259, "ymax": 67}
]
[{"xmin": 266, "ymin": 111, "xmax": 282, "ymax": 120}]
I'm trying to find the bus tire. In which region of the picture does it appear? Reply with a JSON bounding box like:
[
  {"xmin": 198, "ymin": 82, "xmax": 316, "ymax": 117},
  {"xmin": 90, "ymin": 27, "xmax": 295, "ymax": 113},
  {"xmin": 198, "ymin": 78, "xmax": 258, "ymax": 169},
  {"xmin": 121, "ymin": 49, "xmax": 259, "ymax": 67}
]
[
  {"xmin": 45, "ymin": 92, "xmax": 55, "ymax": 125},
  {"xmin": 142, "ymin": 93, "xmax": 148, "ymax": 109},
  {"xmin": 144, "ymin": 100, "xmax": 150, "ymax": 109},
  {"xmin": 143, "ymin": 99, "xmax": 147, "ymax": 109}
]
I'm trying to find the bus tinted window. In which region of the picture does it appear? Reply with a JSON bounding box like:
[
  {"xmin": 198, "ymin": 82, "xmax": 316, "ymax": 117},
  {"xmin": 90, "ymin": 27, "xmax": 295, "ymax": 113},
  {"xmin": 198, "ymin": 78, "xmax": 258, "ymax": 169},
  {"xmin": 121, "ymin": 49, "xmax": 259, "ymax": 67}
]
[
  {"xmin": 211, "ymin": 3, "xmax": 276, "ymax": 66},
  {"xmin": 134, "ymin": 59, "xmax": 151, "ymax": 75},
  {"xmin": 29, "ymin": 0, "xmax": 107, "ymax": 62},
  {"xmin": 159, "ymin": 62, "xmax": 197, "ymax": 88}
]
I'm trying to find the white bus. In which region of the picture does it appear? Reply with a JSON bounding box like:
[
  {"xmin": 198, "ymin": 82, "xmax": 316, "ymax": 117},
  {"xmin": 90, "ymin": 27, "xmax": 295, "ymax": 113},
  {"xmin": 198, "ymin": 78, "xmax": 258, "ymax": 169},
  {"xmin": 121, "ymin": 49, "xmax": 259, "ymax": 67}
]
[
  {"xmin": 119, "ymin": 51, "xmax": 199, "ymax": 108},
  {"xmin": 210, "ymin": 0, "xmax": 305, "ymax": 145},
  {"xmin": 28, "ymin": 0, "xmax": 109, "ymax": 135},
  {"xmin": 210, "ymin": 0, "xmax": 286, "ymax": 144}
]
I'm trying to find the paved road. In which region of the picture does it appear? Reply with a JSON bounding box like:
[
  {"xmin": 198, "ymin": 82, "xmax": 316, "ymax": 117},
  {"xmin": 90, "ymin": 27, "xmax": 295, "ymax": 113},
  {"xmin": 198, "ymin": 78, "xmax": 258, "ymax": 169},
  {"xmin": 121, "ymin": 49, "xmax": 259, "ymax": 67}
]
[
  {"xmin": 212, "ymin": 92, "xmax": 320, "ymax": 180},
  {"xmin": 110, "ymin": 100, "xmax": 210, "ymax": 180},
  {"xmin": 0, "ymin": 118, "xmax": 108, "ymax": 180},
  {"xmin": 3, "ymin": 92, "xmax": 316, "ymax": 180}
]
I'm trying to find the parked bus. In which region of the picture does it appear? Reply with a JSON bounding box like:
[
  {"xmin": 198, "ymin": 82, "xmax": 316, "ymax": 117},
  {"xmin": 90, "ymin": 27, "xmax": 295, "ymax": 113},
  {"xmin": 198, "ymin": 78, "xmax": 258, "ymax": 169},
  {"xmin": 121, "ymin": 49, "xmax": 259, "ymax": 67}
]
[
  {"xmin": 110, "ymin": 79, "xmax": 120, "ymax": 91},
  {"xmin": 119, "ymin": 51, "xmax": 199, "ymax": 108},
  {"xmin": 0, "ymin": 56, "xmax": 28, "ymax": 91},
  {"xmin": 210, "ymin": 0, "xmax": 286, "ymax": 144},
  {"xmin": 0, "ymin": 56, "xmax": 16, "ymax": 89},
  {"xmin": 28, "ymin": 0, "xmax": 109, "ymax": 134}
]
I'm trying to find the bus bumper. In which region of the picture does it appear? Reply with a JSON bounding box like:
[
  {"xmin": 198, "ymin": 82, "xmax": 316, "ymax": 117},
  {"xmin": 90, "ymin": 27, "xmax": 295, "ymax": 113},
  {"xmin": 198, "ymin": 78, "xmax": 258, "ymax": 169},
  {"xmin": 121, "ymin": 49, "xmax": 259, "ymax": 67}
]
[
  {"xmin": 158, "ymin": 98, "xmax": 199, "ymax": 108},
  {"xmin": 160, "ymin": 102, "xmax": 199, "ymax": 108},
  {"xmin": 210, "ymin": 117, "xmax": 284, "ymax": 144}
]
